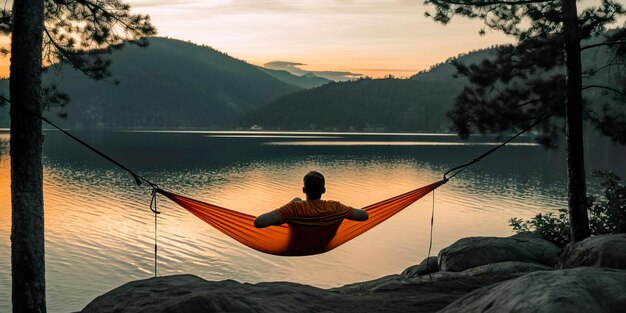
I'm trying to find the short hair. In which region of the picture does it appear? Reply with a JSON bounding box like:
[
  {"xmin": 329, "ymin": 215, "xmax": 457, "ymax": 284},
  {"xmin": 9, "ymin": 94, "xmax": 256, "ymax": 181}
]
[{"xmin": 304, "ymin": 171, "xmax": 325, "ymax": 199}]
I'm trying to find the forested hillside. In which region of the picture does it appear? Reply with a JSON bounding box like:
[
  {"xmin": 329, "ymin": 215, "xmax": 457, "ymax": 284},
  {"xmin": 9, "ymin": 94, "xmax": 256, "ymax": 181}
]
[
  {"xmin": 242, "ymin": 50, "xmax": 496, "ymax": 132},
  {"xmin": 0, "ymin": 37, "xmax": 300, "ymax": 128},
  {"xmin": 0, "ymin": 34, "xmax": 618, "ymax": 131},
  {"xmin": 243, "ymin": 78, "xmax": 460, "ymax": 131}
]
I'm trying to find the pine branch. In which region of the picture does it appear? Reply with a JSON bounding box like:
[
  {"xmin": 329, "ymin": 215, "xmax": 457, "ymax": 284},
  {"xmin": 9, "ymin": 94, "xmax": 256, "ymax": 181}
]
[
  {"xmin": 43, "ymin": 26, "xmax": 104, "ymax": 81},
  {"xmin": 74, "ymin": 0, "xmax": 134, "ymax": 30},
  {"xmin": 581, "ymin": 41, "xmax": 626, "ymax": 51},
  {"xmin": 582, "ymin": 85, "xmax": 626, "ymax": 96},
  {"xmin": 584, "ymin": 62, "xmax": 626, "ymax": 77}
]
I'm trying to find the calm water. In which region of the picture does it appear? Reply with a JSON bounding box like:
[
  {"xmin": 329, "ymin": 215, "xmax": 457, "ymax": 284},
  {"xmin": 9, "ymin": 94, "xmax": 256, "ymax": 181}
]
[{"xmin": 1, "ymin": 129, "xmax": 624, "ymax": 312}]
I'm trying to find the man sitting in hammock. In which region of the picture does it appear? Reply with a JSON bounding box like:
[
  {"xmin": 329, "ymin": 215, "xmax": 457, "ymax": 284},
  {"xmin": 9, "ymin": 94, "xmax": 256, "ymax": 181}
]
[{"xmin": 254, "ymin": 171, "xmax": 368, "ymax": 254}]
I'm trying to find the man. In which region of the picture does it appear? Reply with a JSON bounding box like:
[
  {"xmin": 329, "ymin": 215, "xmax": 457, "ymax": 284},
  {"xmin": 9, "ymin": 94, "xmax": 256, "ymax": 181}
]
[
  {"xmin": 254, "ymin": 171, "xmax": 369, "ymax": 228},
  {"xmin": 253, "ymin": 171, "xmax": 368, "ymax": 255}
]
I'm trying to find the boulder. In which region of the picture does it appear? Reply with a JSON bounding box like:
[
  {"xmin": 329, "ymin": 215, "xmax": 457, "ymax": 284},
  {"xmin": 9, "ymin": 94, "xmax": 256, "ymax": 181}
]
[
  {"xmin": 559, "ymin": 234, "xmax": 626, "ymax": 269},
  {"xmin": 439, "ymin": 267, "xmax": 626, "ymax": 313},
  {"xmin": 438, "ymin": 233, "xmax": 560, "ymax": 272},
  {"xmin": 81, "ymin": 274, "xmax": 345, "ymax": 313},
  {"xmin": 401, "ymin": 256, "xmax": 439, "ymax": 278}
]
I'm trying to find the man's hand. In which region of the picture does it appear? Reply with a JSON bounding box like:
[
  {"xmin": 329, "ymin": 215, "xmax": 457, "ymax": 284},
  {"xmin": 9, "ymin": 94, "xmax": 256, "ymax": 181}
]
[
  {"xmin": 254, "ymin": 211, "xmax": 282, "ymax": 228},
  {"xmin": 348, "ymin": 208, "xmax": 368, "ymax": 221}
]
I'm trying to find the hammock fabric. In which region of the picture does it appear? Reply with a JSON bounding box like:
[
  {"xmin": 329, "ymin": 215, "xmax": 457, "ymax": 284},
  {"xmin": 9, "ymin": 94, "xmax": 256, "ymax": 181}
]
[{"xmin": 157, "ymin": 179, "xmax": 446, "ymax": 256}]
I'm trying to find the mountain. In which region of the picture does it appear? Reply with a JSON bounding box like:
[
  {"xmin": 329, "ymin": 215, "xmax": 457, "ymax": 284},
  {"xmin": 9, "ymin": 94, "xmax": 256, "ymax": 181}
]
[
  {"xmin": 258, "ymin": 67, "xmax": 331, "ymax": 89},
  {"xmin": 240, "ymin": 49, "xmax": 497, "ymax": 132},
  {"xmin": 243, "ymin": 77, "xmax": 461, "ymax": 132},
  {"xmin": 244, "ymin": 36, "xmax": 620, "ymax": 133},
  {"xmin": 0, "ymin": 37, "xmax": 300, "ymax": 128},
  {"xmin": 1, "ymin": 34, "xmax": 619, "ymax": 131}
]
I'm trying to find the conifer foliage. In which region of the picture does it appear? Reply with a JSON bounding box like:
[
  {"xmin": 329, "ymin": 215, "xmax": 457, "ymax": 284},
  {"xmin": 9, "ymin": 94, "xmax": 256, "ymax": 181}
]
[
  {"xmin": 424, "ymin": 0, "xmax": 625, "ymax": 242},
  {"xmin": 5, "ymin": 1, "xmax": 155, "ymax": 312}
]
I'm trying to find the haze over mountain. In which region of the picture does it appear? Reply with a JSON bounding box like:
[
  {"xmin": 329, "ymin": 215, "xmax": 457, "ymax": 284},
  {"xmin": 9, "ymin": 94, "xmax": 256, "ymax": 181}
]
[
  {"xmin": 263, "ymin": 61, "xmax": 363, "ymax": 81},
  {"xmin": 258, "ymin": 67, "xmax": 331, "ymax": 89}
]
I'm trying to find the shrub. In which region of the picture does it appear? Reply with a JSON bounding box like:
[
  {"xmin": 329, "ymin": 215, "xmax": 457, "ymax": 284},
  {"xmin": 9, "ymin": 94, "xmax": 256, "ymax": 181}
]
[{"xmin": 510, "ymin": 171, "xmax": 626, "ymax": 247}]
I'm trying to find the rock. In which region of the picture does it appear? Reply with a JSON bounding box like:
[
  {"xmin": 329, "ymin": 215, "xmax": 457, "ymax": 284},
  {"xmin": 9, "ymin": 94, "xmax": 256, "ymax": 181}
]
[
  {"xmin": 84, "ymin": 264, "xmax": 546, "ymax": 313},
  {"xmin": 559, "ymin": 234, "xmax": 626, "ymax": 269},
  {"xmin": 438, "ymin": 233, "xmax": 561, "ymax": 271},
  {"xmin": 337, "ymin": 261, "xmax": 550, "ymax": 295},
  {"xmin": 462, "ymin": 261, "xmax": 551, "ymax": 279},
  {"xmin": 81, "ymin": 274, "xmax": 346, "ymax": 313},
  {"xmin": 401, "ymin": 256, "xmax": 439, "ymax": 278},
  {"xmin": 439, "ymin": 267, "xmax": 626, "ymax": 313}
]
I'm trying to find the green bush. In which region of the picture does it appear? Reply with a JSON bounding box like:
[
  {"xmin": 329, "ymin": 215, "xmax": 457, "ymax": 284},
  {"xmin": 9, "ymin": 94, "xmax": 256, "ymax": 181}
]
[{"xmin": 510, "ymin": 171, "xmax": 626, "ymax": 247}]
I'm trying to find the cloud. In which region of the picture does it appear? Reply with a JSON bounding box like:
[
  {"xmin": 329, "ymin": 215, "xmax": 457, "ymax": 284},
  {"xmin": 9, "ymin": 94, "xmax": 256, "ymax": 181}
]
[
  {"xmin": 264, "ymin": 61, "xmax": 307, "ymax": 75},
  {"xmin": 265, "ymin": 61, "xmax": 306, "ymax": 67},
  {"xmin": 264, "ymin": 61, "xmax": 362, "ymax": 81}
]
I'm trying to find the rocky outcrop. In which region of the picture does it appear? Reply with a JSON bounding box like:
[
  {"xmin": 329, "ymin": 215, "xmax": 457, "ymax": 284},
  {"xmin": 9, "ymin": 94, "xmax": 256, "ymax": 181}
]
[
  {"xmin": 82, "ymin": 233, "xmax": 626, "ymax": 313},
  {"xmin": 438, "ymin": 233, "xmax": 561, "ymax": 271},
  {"xmin": 439, "ymin": 267, "xmax": 626, "ymax": 313},
  {"xmin": 80, "ymin": 273, "xmax": 487, "ymax": 313},
  {"xmin": 81, "ymin": 275, "xmax": 348, "ymax": 313},
  {"xmin": 559, "ymin": 234, "xmax": 626, "ymax": 269}
]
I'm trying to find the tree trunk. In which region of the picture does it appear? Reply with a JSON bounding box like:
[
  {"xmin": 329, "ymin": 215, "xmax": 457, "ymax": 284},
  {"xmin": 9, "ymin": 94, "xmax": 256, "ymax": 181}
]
[
  {"xmin": 561, "ymin": 0, "xmax": 591, "ymax": 242},
  {"xmin": 10, "ymin": 0, "xmax": 46, "ymax": 312}
]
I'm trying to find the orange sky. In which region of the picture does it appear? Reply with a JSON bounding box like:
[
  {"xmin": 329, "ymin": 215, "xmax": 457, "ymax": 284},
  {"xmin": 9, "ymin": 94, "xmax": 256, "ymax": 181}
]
[
  {"xmin": 0, "ymin": 1, "xmax": 517, "ymax": 79},
  {"xmin": 0, "ymin": 0, "xmax": 622, "ymax": 79}
]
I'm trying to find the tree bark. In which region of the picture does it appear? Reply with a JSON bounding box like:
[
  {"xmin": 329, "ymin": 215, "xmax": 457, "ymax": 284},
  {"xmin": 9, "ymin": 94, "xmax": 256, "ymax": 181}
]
[
  {"xmin": 561, "ymin": 0, "xmax": 591, "ymax": 242},
  {"xmin": 10, "ymin": 0, "xmax": 46, "ymax": 312}
]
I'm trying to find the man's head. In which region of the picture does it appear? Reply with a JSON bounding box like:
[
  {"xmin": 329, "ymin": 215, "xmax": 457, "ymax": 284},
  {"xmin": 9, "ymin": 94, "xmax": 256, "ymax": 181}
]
[{"xmin": 303, "ymin": 171, "xmax": 326, "ymax": 200}]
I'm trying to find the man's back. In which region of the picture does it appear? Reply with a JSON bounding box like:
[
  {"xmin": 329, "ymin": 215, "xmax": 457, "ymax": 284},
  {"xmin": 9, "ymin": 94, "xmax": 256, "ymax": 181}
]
[{"xmin": 274, "ymin": 199, "xmax": 355, "ymax": 226}]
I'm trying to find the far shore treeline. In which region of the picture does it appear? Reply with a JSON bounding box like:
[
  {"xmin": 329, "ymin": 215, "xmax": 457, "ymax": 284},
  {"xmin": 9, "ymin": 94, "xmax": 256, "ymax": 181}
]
[{"xmin": 0, "ymin": 35, "xmax": 619, "ymax": 133}]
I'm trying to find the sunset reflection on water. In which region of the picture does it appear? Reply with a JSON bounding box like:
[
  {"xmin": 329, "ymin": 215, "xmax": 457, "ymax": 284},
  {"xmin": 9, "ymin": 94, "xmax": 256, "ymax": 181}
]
[{"xmin": 1, "ymin": 130, "xmax": 624, "ymax": 312}]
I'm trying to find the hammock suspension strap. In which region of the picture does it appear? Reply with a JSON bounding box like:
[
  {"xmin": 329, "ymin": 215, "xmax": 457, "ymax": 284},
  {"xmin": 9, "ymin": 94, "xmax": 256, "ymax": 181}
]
[
  {"xmin": 150, "ymin": 188, "xmax": 161, "ymax": 277},
  {"xmin": 443, "ymin": 111, "xmax": 555, "ymax": 180}
]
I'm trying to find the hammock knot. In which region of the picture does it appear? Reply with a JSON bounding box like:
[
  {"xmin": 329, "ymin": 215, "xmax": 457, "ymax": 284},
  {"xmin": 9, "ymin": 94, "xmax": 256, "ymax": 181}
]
[{"xmin": 150, "ymin": 188, "xmax": 161, "ymax": 215}]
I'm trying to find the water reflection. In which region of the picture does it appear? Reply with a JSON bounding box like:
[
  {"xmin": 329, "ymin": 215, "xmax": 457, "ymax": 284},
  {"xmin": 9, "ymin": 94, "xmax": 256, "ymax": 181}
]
[{"xmin": 0, "ymin": 130, "xmax": 625, "ymax": 312}]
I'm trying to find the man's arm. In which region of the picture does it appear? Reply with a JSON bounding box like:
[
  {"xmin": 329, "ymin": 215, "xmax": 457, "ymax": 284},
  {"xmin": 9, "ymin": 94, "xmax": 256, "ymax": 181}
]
[
  {"xmin": 348, "ymin": 208, "xmax": 368, "ymax": 221},
  {"xmin": 254, "ymin": 211, "xmax": 282, "ymax": 228},
  {"xmin": 254, "ymin": 197, "xmax": 301, "ymax": 228}
]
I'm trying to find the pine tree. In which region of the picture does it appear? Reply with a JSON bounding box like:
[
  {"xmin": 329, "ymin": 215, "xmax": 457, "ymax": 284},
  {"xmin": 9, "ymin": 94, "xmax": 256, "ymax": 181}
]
[
  {"xmin": 424, "ymin": 0, "xmax": 625, "ymax": 242},
  {"xmin": 4, "ymin": 1, "xmax": 155, "ymax": 311}
]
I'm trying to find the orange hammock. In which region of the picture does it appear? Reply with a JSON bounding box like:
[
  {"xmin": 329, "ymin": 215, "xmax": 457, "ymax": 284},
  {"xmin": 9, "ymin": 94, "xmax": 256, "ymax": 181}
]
[{"xmin": 157, "ymin": 179, "xmax": 446, "ymax": 256}]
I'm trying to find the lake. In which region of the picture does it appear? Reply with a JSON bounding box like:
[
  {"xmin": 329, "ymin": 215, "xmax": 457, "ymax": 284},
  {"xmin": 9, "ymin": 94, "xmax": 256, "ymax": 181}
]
[{"xmin": 1, "ymin": 129, "xmax": 624, "ymax": 312}]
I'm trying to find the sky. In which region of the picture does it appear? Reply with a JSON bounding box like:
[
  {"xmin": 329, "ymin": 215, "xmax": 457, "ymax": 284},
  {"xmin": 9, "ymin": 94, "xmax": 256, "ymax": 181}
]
[
  {"xmin": 124, "ymin": 0, "xmax": 514, "ymax": 78},
  {"xmin": 0, "ymin": 0, "xmax": 621, "ymax": 78},
  {"xmin": 0, "ymin": 0, "xmax": 519, "ymax": 78}
]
